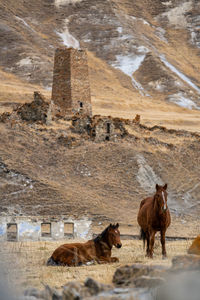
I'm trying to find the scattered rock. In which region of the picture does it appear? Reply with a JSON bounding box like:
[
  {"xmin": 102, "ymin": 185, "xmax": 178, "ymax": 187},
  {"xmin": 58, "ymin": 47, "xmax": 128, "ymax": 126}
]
[
  {"xmin": 84, "ymin": 277, "xmax": 112, "ymax": 295},
  {"xmin": 62, "ymin": 281, "xmax": 81, "ymax": 300},
  {"xmin": 41, "ymin": 285, "xmax": 62, "ymax": 300},
  {"xmin": 188, "ymin": 235, "xmax": 200, "ymax": 255},
  {"xmin": 133, "ymin": 275, "xmax": 165, "ymax": 288},
  {"xmin": 24, "ymin": 288, "xmax": 44, "ymax": 298},
  {"xmin": 0, "ymin": 112, "xmax": 11, "ymax": 123},
  {"xmin": 171, "ymin": 255, "xmax": 200, "ymax": 271},
  {"xmin": 113, "ymin": 264, "xmax": 167, "ymax": 287}
]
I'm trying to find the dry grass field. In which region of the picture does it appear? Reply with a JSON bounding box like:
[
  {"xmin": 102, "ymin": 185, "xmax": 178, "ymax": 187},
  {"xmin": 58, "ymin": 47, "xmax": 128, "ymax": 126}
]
[{"xmin": 0, "ymin": 238, "xmax": 191, "ymax": 292}]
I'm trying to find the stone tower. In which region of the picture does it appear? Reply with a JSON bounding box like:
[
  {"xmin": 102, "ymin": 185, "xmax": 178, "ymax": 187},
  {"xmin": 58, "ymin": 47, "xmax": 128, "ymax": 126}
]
[{"xmin": 51, "ymin": 47, "xmax": 92, "ymax": 117}]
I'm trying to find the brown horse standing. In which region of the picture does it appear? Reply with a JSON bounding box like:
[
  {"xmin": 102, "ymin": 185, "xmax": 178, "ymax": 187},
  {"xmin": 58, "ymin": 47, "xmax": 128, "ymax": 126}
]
[
  {"xmin": 137, "ymin": 184, "xmax": 171, "ymax": 259},
  {"xmin": 47, "ymin": 223, "xmax": 122, "ymax": 266}
]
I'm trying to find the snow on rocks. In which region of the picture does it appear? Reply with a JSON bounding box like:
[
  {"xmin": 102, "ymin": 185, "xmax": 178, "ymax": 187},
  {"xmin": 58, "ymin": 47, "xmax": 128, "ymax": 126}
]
[
  {"xmin": 15, "ymin": 16, "xmax": 36, "ymax": 33},
  {"xmin": 54, "ymin": 0, "xmax": 82, "ymax": 7},
  {"xmin": 111, "ymin": 49, "xmax": 149, "ymax": 96},
  {"xmin": 167, "ymin": 93, "xmax": 200, "ymax": 110},
  {"xmin": 160, "ymin": 55, "xmax": 200, "ymax": 94},
  {"xmin": 55, "ymin": 19, "xmax": 80, "ymax": 49}
]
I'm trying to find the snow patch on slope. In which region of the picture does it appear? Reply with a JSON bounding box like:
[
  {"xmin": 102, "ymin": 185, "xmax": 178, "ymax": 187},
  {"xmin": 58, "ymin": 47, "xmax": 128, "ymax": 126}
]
[
  {"xmin": 113, "ymin": 54, "xmax": 146, "ymax": 76},
  {"xmin": 154, "ymin": 27, "xmax": 168, "ymax": 43},
  {"xmin": 162, "ymin": 1, "xmax": 172, "ymax": 6},
  {"xmin": 15, "ymin": 16, "xmax": 36, "ymax": 33},
  {"xmin": 56, "ymin": 19, "xmax": 80, "ymax": 49},
  {"xmin": 54, "ymin": 0, "xmax": 82, "ymax": 7},
  {"xmin": 168, "ymin": 93, "xmax": 200, "ymax": 110},
  {"xmin": 160, "ymin": 55, "xmax": 200, "ymax": 94},
  {"xmin": 131, "ymin": 16, "xmax": 150, "ymax": 26},
  {"xmin": 17, "ymin": 57, "xmax": 32, "ymax": 67},
  {"xmin": 112, "ymin": 51, "xmax": 149, "ymax": 96}
]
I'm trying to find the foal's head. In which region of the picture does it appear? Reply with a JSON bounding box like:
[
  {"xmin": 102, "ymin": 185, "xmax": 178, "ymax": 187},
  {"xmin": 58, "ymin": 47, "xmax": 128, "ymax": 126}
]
[
  {"xmin": 154, "ymin": 183, "xmax": 168, "ymax": 212},
  {"xmin": 107, "ymin": 223, "xmax": 122, "ymax": 248}
]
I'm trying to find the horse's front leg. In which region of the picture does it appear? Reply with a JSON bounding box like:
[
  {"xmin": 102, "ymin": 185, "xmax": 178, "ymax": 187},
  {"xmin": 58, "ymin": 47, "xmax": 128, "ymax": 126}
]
[
  {"xmin": 145, "ymin": 232, "xmax": 150, "ymax": 257},
  {"xmin": 149, "ymin": 231, "xmax": 156, "ymax": 258},
  {"xmin": 160, "ymin": 230, "xmax": 167, "ymax": 259}
]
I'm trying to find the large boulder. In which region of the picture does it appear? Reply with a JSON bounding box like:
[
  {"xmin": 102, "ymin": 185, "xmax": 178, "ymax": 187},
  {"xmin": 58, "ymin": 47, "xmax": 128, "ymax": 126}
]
[
  {"xmin": 62, "ymin": 281, "xmax": 82, "ymax": 300},
  {"xmin": 188, "ymin": 235, "xmax": 200, "ymax": 255},
  {"xmin": 113, "ymin": 264, "xmax": 167, "ymax": 287},
  {"xmin": 84, "ymin": 277, "xmax": 112, "ymax": 296}
]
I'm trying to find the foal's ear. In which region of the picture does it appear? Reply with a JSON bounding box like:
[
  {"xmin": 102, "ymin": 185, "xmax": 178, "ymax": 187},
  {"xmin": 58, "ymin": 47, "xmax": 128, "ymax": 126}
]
[
  {"xmin": 156, "ymin": 184, "xmax": 159, "ymax": 191},
  {"xmin": 163, "ymin": 183, "xmax": 167, "ymax": 190},
  {"xmin": 115, "ymin": 223, "xmax": 119, "ymax": 228}
]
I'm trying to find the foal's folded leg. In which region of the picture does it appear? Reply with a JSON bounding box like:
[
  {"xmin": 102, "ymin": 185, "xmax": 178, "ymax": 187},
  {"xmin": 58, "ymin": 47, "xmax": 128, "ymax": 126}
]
[{"xmin": 97, "ymin": 256, "xmax": 119, "ymax": 264}]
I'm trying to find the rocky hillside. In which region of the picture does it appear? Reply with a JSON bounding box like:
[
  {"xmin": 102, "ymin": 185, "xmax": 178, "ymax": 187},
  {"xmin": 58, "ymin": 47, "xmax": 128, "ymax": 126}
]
[
  {"xmin": 0, "ymin": 0, "xmax": 200, "ymax": 234},
  {"xmin": 0, "ymin": 0, "xmax": 200, "ymax": 113},
  {"xmin": 0, "ymin": 115, "xmax": 200, "ymax": 236}
]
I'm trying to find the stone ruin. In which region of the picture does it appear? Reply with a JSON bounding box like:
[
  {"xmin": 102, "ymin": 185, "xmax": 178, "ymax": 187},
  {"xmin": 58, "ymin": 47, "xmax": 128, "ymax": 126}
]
[
  {"xmin": 17, "ymin": 91, "xmax": 50, "ymax": 123},
  {"xmin": 51, "ymin": 47, "xmax": 92, "ymax": 118},
  {"xmin": 72, "ymin": 113, "xmax": 140, "ymax": 142},
  {"xmin": 0, "ymin": 215, "xmax": 92, "ymax": 242},
  {"xmin": 0, "ymin": 91, "xmax": 50, "ymax": 125},
  {"xmin": 0, "ymin": 46, "xmax": 140, "ymax": 136}
]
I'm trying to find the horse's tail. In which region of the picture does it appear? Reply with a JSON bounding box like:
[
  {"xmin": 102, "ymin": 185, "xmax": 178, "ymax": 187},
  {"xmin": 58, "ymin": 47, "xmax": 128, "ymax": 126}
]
[
  {"xmin": 139, "ymin": 228, "xmax": 146, "ymax": 249},
  {"xmin": 46, "ymin": 256, "xmax": 58, "ymax": 266}
]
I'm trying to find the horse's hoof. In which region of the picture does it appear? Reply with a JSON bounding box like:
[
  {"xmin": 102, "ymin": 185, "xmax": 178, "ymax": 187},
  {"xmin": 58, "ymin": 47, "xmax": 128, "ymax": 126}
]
[
  {"xmin": 162, "ymin": 256, "xmax": 167, "ymax": 260},
  {"xmin": 112, "ymin": 257, "xmax": 119, "ymax": 263},
  {"xmin": 146, "ymin": 254, "xmax": 153, "ymax": 259}
]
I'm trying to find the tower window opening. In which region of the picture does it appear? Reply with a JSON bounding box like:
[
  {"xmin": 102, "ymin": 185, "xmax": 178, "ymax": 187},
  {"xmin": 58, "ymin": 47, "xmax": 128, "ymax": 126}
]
[
  {"xmin": 106, "ymin": 123, "xmax": 111, "ymax": 134},
  {"xmin": 41, "ymin": 223, "xmax": 51, "ymax": 237},
  {"xmin": 7, "ymin": 223, "xmax": 17, "ymax": 241}
]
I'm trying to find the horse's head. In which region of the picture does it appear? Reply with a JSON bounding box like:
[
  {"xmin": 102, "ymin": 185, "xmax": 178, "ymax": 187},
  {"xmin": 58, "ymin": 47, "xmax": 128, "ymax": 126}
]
[
  {"xmin": 107, "ymin": 223, "xmax": 122, "ymax": 248},
  {"xmin": 155, "ymin": 183, "xmax": 168, "ymax": 212}
]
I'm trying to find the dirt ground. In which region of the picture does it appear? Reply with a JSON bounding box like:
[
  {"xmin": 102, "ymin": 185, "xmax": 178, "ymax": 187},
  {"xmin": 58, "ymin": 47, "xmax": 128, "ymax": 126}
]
[{"xmin": 0, "ymin": 238, "xmax": 191, "ymax": 292}]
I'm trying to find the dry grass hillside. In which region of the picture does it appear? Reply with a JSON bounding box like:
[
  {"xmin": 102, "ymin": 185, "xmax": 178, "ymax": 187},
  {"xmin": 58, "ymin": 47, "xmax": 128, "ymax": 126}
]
[{"xmin": 0, "ymin": 116, "xmax": 200, "ymax": 236}]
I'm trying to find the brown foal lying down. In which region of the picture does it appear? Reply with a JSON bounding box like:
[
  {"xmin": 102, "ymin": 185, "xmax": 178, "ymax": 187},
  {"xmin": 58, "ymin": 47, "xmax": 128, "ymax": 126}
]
[{"xmin": 47, "ymin": 223, "xmax": 122, "ymax": 266}]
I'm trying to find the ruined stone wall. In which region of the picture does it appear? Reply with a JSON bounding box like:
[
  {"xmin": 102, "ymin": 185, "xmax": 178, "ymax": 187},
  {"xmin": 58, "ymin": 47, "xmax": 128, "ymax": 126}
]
[
  {"xmin": 93, "ymin": 117, "xmax": 116, "ymax": 142},
  {"xmin": 17, "ymin": 91, "xmax": 49, "ymax": 123},
  {"xmin": 71, "ymin": 114, "xmax": 129, "ymax": 141},
  {"xmin": 0, "ymin": 216, "xmax": 92, "ymax": 242},
  {"xmin": 51, "ymin": 47, "xmax": 92, "ymax": 117}
]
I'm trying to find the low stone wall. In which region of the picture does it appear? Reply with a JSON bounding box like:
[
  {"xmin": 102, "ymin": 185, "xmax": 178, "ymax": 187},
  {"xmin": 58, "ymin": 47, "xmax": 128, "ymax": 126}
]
[{"xmin": 0, "ymin": 216, "xmax": 92, "ymax": 242}]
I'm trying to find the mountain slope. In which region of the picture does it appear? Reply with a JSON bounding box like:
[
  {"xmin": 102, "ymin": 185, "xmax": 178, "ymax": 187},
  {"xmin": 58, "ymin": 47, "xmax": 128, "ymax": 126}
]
[
  {"xmin": 0, "ymin": 0, "xmax": 200, "ymax": 112},
  {"xmin": 0, "ymin": 0, "xmax": 200, "ymax": 235}
]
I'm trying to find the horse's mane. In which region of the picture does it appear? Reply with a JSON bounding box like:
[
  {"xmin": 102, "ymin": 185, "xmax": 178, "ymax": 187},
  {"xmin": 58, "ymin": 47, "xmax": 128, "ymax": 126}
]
[{"xmin": 93, "ymin": 226, "xmax": 109, "ymax": 243}]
